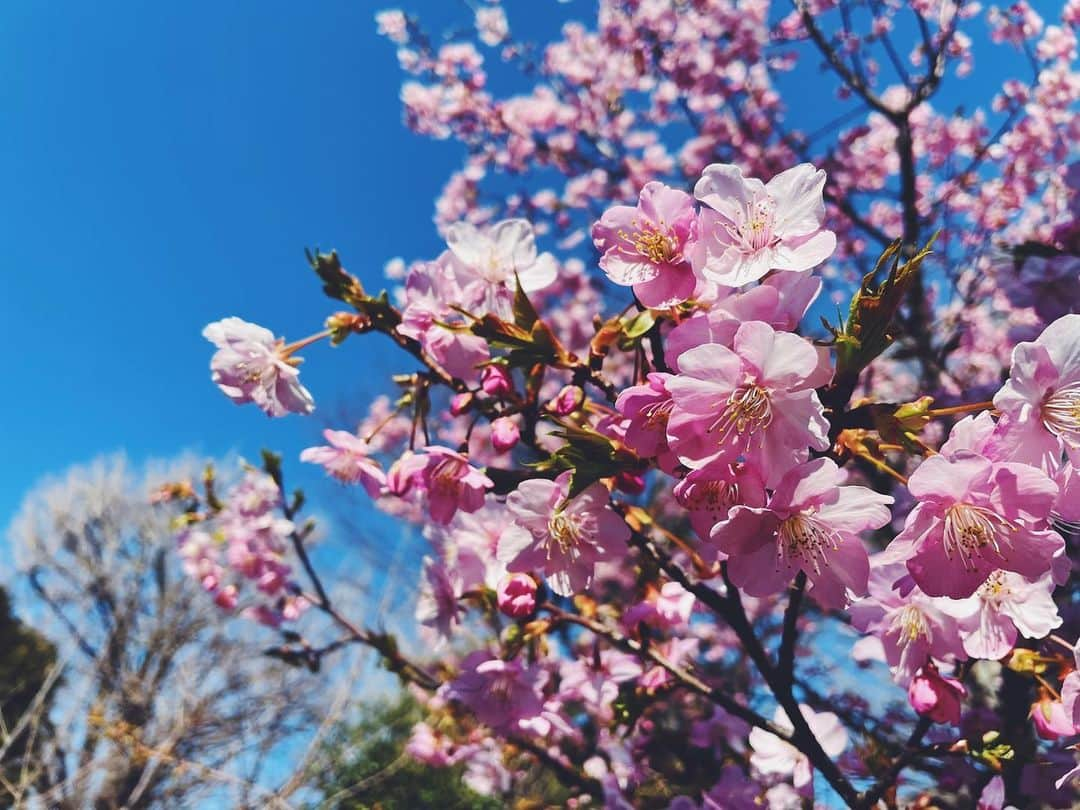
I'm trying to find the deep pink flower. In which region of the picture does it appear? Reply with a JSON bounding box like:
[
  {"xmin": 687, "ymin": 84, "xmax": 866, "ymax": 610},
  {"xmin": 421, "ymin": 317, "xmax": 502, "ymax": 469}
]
[
  {"xmin": 623, "ymin": 582, "xmax": 695, "ymax": 631},
  {"xmin": 673, "ymin": 459, "xmax": 766, "ymax": 543},
  {"xmin": 665, "ymin": 320, "xmax": 830, "ymax": 484},
  {"xmin": 615, "ymin": 372, "xmax": 679, "ymax": 473},
  {"xmin": 300, "ymin": 429, "xmax": 387, "ymax": 496},
  {"xmin": 938, "ymin": 571, "xmax": 1062, "ymax": 660},
  {"xmin": 993, "ymin": 313, "xmax": 1080, "ymax": 466},
  {"xmin": 559, "ymin": 650, "xmax": 642, "ymax": 722},
  {"xmin": 591, "ymin": 181, "xmax": 699, "ymax": 307},
  {"xmin": 748, "ymin": 705, "xmax": 847, "ymax": 792},
  {"xmin": 496, "ymin": 573, "xmax": 537, "ymax": 619},
  {"xmin": 692, "ymin": 163, "xmax": 836, "ymax": 287},
  {"xmin": 891, "ymin": 452, "xmax": 1064, "ymax": 598},
  {"xmin": 712, "ymin": 458, "xmax": 892, "ymax": 608},
  {"xmin": 908, "ymin": 663, "xmax": 966, "ymax": 725},
  {"xmin": 444, "ymin": 650, "xmax": 547, "ymax": 732},
  {"xmin": 388, "ymin": 446, "xmax": 493, "ymax": 525},
  {"xmin": 480, "ymin": 364, "xmax": 513, "ymax": 397},
  {"xmin": 498, "ymin": 471, "xmax": 630, "ymax": 596},
  {"xmin": 203, "ymin": 317, "xmax": 315, "ymax": 417}
]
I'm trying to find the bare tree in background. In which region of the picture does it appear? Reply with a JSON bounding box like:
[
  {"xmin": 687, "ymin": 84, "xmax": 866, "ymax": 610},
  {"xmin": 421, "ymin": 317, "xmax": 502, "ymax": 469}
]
[{"xmin": 3, "ymin": 455, "xmax": 330, "ymax": 810}]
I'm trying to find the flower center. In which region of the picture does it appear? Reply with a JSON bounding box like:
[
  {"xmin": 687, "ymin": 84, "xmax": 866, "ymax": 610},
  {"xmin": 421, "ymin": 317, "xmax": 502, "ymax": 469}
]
[
  {"xmin": 727, "ymin": 195, "xmax": 780, "ymax": 254},
  {"xmin": 708, "ymin": 383, "xmax": 772, "ymax": 449},
  {"xmin": 889, "ymin": 604, "xmax": 932, "ymax": 644},
  {"xmin": 976, "ymin": 569, "xmax": 1012, "ymax": 605},
  {"xmin": 677, "ymin": 479, "xmax": 740, "ymax": 521},
  {"xmin": 776, "ymin": 512, "xmax": 839, "ymax": 574},
  {"xmin": 941, "ymin": 503, "xmax": 1017, "ymax": 571},
  {"xmin": 547, "ymin": 511, "xmax": 593, "ymax": 557},
  {"xmin": 641, "ymin": 397, "xmax": 675, "ymax": 430},
  {"xmin": 429, "ymin": 457, "xmax": 465, "ymax": 495},
  {"xmin": 618, "ymin": 219, "xmax": 680, "ymax": 266},
  {"xmin": 1041, "ymin": 381, "xmax": 1080, "ymax": 446}
]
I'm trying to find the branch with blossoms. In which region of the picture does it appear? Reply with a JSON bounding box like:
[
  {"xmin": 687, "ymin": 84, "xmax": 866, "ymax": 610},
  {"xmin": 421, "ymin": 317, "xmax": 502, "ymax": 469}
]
[{"xmin": 170, "ymin": 137, "xmax": 1080, "ymax": 808}]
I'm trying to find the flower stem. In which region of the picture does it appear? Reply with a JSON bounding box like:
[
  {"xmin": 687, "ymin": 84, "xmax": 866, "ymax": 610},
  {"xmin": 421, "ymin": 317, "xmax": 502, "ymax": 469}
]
[{"xmin": 924, "ymin": 400, "xmax": 994, "ymax": 418}]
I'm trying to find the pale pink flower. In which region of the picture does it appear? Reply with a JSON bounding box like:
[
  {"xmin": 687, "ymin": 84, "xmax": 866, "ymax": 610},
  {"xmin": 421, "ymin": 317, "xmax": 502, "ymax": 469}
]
[
  {"xmin": 666, "ymin": 321, "xmax": 830, "ymax": 484},
  {"xmin": 415, "ymin": 555, "xmax": 466, "ymax": 639},
  {"xmin": 444, "ymin": 650, "xmax": 547, "ymax": 732},
  {"xmin": 498, "ymin": 471, "xmax": 630, "ymax": 596},
  {"xmin": 712, "ymin": 458, "xmax": 892, "ymax": 608},
  {"xmin": 445, "ymin": 218, "xmax": 558, "ymax": 314},
  {"xmin": 639, "ymin": 638, "xmax": 699, "ymax": 692},
  {"xmin": 623, "ymin": 582, "xmax": 695, "ymax": 631},
  {"xmin": 591, "ymin": 181, "xmax": 699, "ymax": 307},
  {"xmin": 692, "ymin": 163, "xmax": 836, "ymax": 287},
  {"xmin": 748, "ymin": 705, "xmax": 847, "ymax": 792},
  {"xmin": 475, "ymin": 6, "xmax": 509, "ymax": 47},
  {"xmin": 993, "ymin": 313, "xmax": 1080, "ymax": 466},
  {"xmin": 388, "ymin": 446, "xmax": 493, "ymax": 525},
  {"xmin": 559, "ymin": 650, "xmax": 643, "ymax": 722},
  {"xmin": 891, "ymin": 452, "xmax": 1064, "ymax": 598},
  {"xmin": 908, "ymin": 663, "xmax": 966, "ymax": 725},
  {"xmin": 299, "ymin": 429, "xmax": 387, "ymax": 496},
  {"xmin": 203, "ymin": 317, "xmax": 315, "ymax": 417},
  {"xmin": 938, "ymin": 571, "xmax": 1061, "ymax": 660},
  {"xmin": 849, "ymin": 558, "xmax": 965, "ymax": 684}
]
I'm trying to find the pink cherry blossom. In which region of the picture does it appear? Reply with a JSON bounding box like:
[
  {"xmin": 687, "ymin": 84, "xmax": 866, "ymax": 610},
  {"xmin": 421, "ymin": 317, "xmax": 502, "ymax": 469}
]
[
  {"xmin": 938, "ymin": 571, "xmax": 1062, "ymax": 660},
  {"xmin": 591, "ymin": 181, "xmax": 699, "ymax": 307},
  {"xmin": 445, "ymin": 218, "xmax": 558, "ymax": 315},
  {"xmin": 665, "ymin": 320, "xmax": 831, "ymax": 484},
  {"xmin": 444, "ymin": 650, "xmax": 547, "ymax": 732},
  {"xmin": 490, "ymin": 416, "xmax": 520, "ymax": 453},
  {"xmin": 748, "ymin": 705, "xmax": 847, "ymax": 792},
  {"xmin": 1032, "ymin": 696, "xmax": 1076, "ymax": 740},
  {"xmin": 415, "ymin": 555, "xmax": 466, "ymax": 640},
  {"xmin": 203, "ymin": 317, "xmax": 315, "ymax": 417},
  {"xmin": 498, "ymin": 471, "xmax": 630, "ymax": 596},
  {"xmin": 299, "ymin": 429, "xmax": 387, "ymax": 496},
  {"xmin": 994, "ymin": 313, "xmax": 1080, "ymax": 466},
  {"xmin": 891, "ymin": 452, "xmax": 1064, "ymax": 598},
  {"xmin": 388, "ymin": 446, "xmax": 493, "ymax": 525},
  {"xmin": 712, "ymin": 458, "xmax": 892, "ymax": 608},
  {"xmin": 692, "ymin": 163, "xmax": 836, "ymax": 287},
  {"xmin": 615, "ymin": 372, "xmax": 679, "ymax": 472},
  {"xmin": 849, "ymin": 558, "xmax": 966, "ymax": 684},
  {"xmin": 673, "ymin": 459, "xmax": 767, "ymax": 543}
]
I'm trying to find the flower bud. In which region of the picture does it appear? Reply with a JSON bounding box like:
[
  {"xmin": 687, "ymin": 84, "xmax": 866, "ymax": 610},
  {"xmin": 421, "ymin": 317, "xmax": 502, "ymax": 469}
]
[
  {"xmin": 491, "ymin": 416, "xmax": 520, "ymax": 453},
  {"xmin": 908, "ymin": 664, "xmax": 966, "ymax": 725},
  {"xmin": 450, "ymin": 392, "xmax": 474, "ymax": 416},
  {"xmin": 497, "ymin": 573, "xmax": 537, "ymax": 619},
  {"xmin": 481, "ymin": 364, "xmax": 513, "ymax": 397},
  {"xmin": 1030, "ymin": 696, "xmax": 1075, "ymax": 740},
  {"xmin": 552, "ymin": 385, "xmax": 584, "ymax": 416}
]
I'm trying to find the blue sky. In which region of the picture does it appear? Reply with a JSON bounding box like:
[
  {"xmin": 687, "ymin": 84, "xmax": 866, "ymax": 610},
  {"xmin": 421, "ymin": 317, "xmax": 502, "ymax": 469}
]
[
  {"xmin": 0, "ymin": 0, "xmax": 1037, "ymax": 553},
  {"xmin": 0, "ymin": 1, "xmax": 575, "ymax": 532}
]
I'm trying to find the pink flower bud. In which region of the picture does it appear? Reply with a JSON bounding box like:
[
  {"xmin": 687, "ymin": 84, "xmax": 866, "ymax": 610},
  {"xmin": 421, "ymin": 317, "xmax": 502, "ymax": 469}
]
[
  {"xmin": 908, "ymin": 664, "xmax": 966, "ymax": 725},
  {"xmin": 552, "ymin": 385, "xmax": 584, "ymax": 416},
  {"xmin": 491, "ymin": 416, "xmax": 520, "ymax": 453},
  {"xmin": 213, "ymin": 584, "xmax": 238, "ymax": 611},
  {"xmin": 1030, "ymin": 696, "xmax": 1076, "ymax": 740},
  {"xmin": 450, "ymin": 392, "xmax": 474, "ymax": 416},
  {"xmin": 497, "ymin": 573, "xmax": 537, "ymax": 618},
  {"xmin": 481, "ymin": 364, "xmax": 513, "ymax": 397},
  {"xmin": 615, "ymin": 470, "xmax": 646, "ymax": 494}
]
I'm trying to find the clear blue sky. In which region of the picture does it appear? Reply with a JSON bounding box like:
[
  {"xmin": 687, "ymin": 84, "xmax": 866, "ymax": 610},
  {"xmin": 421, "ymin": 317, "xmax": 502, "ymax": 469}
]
[
  {"xmin": 0, "ymin": 1, "xmax": 588, "ymax": 534},
  {"xmin": 0, "ymin": 0, "xmax": 1035, "ymax": 544}
]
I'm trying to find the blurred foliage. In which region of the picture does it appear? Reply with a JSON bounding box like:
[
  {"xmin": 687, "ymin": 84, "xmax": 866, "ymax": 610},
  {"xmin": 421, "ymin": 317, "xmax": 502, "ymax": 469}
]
[
  {"xmin": 0, "ymin": 586, "xmax": 58, "ymax": 807},
  {"xmin": 307, "ymin": 695, "xmax": 502, "ymax": 810}
]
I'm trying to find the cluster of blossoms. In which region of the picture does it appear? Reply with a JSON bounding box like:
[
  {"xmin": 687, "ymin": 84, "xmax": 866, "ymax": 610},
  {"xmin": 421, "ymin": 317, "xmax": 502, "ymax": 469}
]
[{"xmin": 165, "ymin": 2, "xmax": 1080, "ymax": 808}]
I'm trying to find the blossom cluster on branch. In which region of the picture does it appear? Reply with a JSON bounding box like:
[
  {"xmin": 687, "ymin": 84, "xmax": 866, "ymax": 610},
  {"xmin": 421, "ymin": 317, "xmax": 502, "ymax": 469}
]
[{"xmin": 161, "ymin": 1, "xmax": 1080, "ymax": 807}]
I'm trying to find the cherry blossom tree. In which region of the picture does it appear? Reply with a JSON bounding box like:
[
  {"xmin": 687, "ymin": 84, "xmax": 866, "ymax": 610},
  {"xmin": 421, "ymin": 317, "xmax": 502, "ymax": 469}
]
[{"xmin": 174, "ymin": 2, "xmax": 1078, "ymax": 807}]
